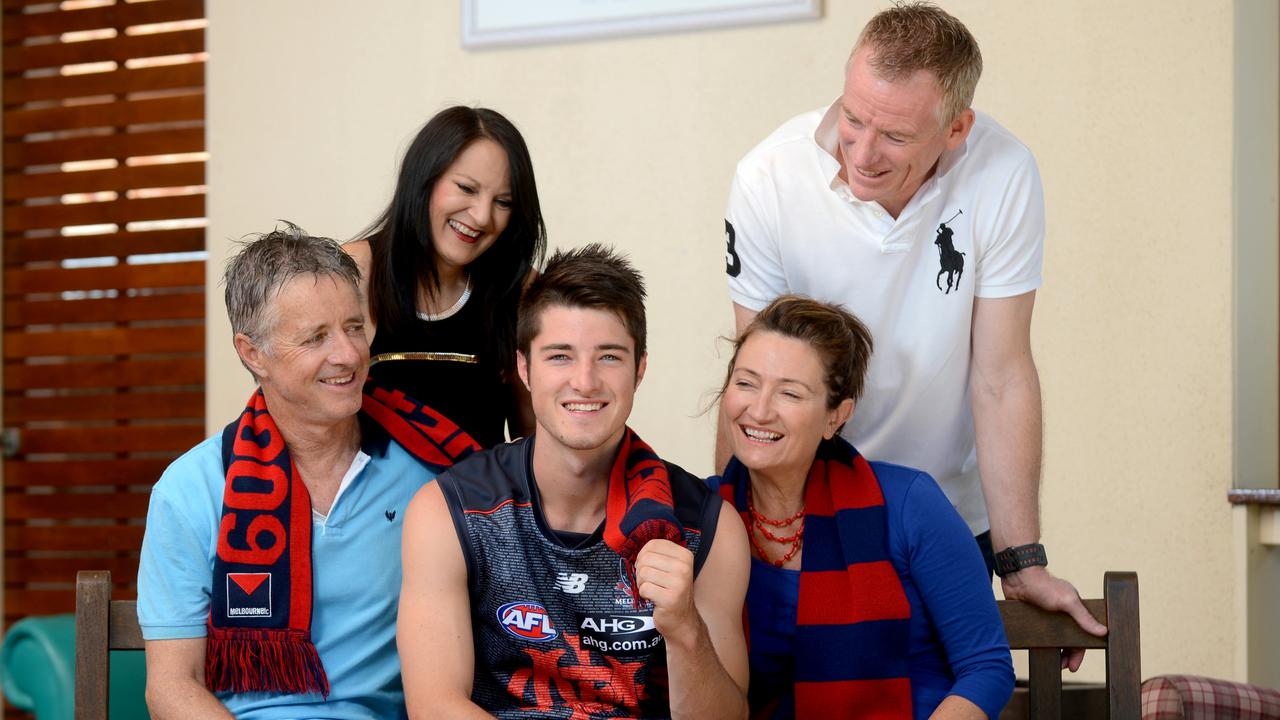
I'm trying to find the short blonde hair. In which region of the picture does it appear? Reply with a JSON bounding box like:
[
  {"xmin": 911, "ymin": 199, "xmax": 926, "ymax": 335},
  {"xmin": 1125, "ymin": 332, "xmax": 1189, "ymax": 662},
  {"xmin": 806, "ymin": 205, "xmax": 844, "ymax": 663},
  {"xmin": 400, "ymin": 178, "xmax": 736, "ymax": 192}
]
[{"xmin": 851, "ymin": 1, "xmax": 983, "ymax": 125}]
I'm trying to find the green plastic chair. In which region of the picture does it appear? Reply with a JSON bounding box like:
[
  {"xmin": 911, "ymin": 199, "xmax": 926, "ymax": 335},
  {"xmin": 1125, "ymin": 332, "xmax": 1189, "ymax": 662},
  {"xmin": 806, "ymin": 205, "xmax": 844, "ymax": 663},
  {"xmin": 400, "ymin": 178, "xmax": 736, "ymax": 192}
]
[{"xmin": 1, "ymin": 613, "xmax": 149, "ymax": 720}]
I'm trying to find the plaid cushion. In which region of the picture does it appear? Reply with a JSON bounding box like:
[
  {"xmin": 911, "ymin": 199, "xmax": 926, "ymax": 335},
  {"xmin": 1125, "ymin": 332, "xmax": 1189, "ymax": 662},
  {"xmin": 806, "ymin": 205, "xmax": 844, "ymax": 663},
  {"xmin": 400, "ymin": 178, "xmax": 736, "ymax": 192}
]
[{"xmin": 1142, "ymin": 675, "xmax": 1280, "ymax": 719}]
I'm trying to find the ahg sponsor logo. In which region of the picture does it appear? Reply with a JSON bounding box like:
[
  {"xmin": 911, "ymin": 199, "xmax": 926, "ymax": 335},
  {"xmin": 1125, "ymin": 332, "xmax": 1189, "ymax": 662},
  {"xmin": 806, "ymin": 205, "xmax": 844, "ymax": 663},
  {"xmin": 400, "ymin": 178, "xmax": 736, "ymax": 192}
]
[
  {"xmin": 578, "ymin": 613, "xmax": 662, "ymax": 656},
  {"xmin": 497, "ymin": 601, "xmax": 558, "ymax": 642},
  {"xmin": 581, "ymin": 615, "xmax": 655, "ymax": 635}
]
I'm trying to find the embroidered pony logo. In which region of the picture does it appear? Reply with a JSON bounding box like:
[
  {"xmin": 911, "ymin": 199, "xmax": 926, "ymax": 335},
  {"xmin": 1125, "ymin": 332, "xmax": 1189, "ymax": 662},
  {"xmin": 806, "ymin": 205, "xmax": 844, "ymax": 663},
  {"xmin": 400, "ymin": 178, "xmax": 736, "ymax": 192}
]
[{"xmin": 935, "ymin": 209, "xmax": 966, "ymax": 295}]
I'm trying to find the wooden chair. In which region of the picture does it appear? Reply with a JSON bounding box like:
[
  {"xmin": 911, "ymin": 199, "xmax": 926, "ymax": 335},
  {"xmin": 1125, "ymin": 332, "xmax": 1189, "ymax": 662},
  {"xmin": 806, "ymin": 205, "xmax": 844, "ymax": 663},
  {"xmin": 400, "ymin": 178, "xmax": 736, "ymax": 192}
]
[
  {"xmin": 74, "ymin": 570, "xmax": 144, "ymax": 720},
  {"xmin": 998, "ymin": 571, "xmax": 1140, "ymax": 720}
]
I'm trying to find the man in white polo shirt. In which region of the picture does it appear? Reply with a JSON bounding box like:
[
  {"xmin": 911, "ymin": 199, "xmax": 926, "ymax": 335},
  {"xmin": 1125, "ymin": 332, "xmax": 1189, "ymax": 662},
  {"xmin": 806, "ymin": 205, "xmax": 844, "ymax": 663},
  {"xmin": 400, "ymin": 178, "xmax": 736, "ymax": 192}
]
[{"xmin": 717, "ymin": 1, "xmax": 1107, "ymax": 667}]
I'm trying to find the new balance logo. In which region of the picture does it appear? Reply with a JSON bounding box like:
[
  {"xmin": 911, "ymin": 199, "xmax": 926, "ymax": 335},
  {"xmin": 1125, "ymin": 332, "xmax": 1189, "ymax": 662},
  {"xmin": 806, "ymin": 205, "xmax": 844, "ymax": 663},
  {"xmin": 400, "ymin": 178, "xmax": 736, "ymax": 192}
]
[{"xmin": 555, "ymin": 572, "xmax": 588, "ymax": 594}]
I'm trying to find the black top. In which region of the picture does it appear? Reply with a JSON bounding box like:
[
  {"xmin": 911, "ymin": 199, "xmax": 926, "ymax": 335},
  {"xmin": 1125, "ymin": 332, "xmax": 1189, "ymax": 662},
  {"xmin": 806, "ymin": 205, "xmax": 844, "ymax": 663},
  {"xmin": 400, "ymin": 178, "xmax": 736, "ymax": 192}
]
[{"xmin": 368, "ymin": 289, "xmax": 510, "ymax": 448}]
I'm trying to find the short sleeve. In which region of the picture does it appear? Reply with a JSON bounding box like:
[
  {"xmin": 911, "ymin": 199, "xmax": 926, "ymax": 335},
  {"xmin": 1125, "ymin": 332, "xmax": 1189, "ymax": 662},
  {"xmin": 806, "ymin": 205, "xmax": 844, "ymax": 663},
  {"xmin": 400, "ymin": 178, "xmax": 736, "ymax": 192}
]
[
  {"xmin": 137, "ymin": 472, "xmax": 216, "ymax": 640},
  {"xmin": 724, "ymin": 162, "xmax": 787, "ymax": 312},
  {"xmin": 974, "ymin": 150, "xmax": 1045, "ymax": 299},
  {"xmin": 902, "ymin": 473, "xmax": 1015, "ymax": 718}
]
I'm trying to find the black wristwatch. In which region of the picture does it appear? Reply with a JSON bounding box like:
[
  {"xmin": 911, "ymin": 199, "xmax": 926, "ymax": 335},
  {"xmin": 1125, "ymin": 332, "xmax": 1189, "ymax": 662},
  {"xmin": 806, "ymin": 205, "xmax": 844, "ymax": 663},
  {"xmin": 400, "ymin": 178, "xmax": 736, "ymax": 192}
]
[{"xmin": 993, "ymin": 543, "xmax": 1047, "ymax": 577}]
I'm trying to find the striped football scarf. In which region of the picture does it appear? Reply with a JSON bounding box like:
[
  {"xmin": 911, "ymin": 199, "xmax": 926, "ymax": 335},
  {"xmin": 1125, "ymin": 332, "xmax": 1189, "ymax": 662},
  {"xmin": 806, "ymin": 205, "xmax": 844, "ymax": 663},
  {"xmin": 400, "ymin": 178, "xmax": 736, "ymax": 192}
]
[
  {"xmin": 719, "ymin": 436, "xmax": 912, "ymax": 718},
  {"xmin": 602, "ymin": 427, "xmax": 686, "ymax": 609},
  {"xmin": 206, "ymin": 381, "xmax": 480, "ymax": 697}
]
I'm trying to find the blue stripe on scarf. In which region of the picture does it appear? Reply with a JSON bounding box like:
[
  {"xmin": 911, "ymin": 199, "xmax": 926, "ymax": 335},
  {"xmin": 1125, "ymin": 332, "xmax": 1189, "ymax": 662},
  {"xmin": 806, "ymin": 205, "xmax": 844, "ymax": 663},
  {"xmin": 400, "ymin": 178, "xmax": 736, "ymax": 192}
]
[
  {"xmin": 621, "ymin": 496, "xmax": 679, "ymax": 535},
  {"xmin": 800, "ymin": 509, "xmax": 891, "ymax": 570},
  {"xmin": 795, "ymin": 621, "xmax": 912, "ymax": 681}
]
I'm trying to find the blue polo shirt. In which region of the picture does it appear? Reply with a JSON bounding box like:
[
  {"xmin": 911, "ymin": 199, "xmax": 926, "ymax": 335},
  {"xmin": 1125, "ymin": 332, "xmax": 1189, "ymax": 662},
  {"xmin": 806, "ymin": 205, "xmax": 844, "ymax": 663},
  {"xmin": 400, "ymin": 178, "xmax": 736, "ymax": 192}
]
[{"xmin": 138, "ymin": 417, "xmax": 437, "ymax": 719}]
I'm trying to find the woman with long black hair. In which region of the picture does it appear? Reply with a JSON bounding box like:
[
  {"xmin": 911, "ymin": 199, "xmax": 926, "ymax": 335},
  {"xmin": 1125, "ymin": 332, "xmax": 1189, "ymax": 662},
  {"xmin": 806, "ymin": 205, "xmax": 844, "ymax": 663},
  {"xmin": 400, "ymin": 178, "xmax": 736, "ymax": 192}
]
[{"xmin": 347, "ymin": 106, "xmax": 546, "ymax": 447}]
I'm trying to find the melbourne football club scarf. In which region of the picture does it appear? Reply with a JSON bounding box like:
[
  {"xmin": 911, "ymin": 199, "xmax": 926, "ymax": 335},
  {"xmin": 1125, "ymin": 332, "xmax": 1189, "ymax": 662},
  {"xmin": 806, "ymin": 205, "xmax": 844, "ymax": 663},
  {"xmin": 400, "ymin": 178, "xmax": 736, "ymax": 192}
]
[
  {"xmin": 601, "ymin": 427, "xmax": 686, "ymax": 609},
  {"xmin": 719, "ymin": 437, "xmax": 913, "ymax": 718},
  {"xmin": 207, "ymin": 382, "xmax": 480, "ymax": 697}
]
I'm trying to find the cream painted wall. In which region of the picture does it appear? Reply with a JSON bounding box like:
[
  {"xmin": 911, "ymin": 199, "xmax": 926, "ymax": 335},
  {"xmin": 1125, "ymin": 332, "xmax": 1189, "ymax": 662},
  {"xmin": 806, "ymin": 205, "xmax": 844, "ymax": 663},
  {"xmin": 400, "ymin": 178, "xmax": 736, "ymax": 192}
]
[
  {"xmin": 206, "ymin": 1, "xmax": 1244, "ymax": 682},
  {"xmin": 1233, "ymin": 0, "xmax": 1280, "ymax": 690}
]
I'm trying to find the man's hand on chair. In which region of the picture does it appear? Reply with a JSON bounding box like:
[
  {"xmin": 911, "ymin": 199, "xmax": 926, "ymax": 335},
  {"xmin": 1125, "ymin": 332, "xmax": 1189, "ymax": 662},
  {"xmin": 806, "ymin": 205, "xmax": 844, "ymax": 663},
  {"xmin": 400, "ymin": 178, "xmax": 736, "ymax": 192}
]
[{"xmin": 1001, "ymin": 566, "xmax": 1108, "ymax": 671}]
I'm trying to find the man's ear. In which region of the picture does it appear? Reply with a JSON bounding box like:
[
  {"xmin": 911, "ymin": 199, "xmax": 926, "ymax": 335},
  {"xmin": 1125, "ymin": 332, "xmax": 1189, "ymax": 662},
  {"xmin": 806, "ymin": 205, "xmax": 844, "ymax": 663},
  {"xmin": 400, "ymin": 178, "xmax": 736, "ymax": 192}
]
[
  {"xmin": 234, "ymin": 333, "xmax": 269, "ymax": 379},
  {"xmin": 516, "ymin": 350, "xmax": 531, "ymax": 390},
  {"xmin": 634, "ymin": 353, "xmax": 648, "ymax": 388},
  {"xmin": 825, "ymin": 398, "xmax": 855, "ymax": 439},
  {"xmin": 945, "ymin": 108, "xmax": 976, "ymax": 151}
]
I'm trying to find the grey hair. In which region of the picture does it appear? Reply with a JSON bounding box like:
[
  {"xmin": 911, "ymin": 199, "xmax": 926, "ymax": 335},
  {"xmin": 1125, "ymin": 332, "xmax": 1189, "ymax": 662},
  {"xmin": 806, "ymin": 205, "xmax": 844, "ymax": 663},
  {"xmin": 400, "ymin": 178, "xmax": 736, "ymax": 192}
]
[{"xmin": 223, "ymin": 221, "xmax": 362, "ymax": 360}]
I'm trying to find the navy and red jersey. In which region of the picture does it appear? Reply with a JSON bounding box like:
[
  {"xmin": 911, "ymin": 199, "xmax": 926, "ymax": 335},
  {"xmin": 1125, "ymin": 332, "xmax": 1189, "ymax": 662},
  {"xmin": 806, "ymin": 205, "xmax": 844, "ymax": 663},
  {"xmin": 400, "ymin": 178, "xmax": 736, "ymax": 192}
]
[{"xmin": 437, "ymin": 436, "xmax": 721, "ymax": 719}]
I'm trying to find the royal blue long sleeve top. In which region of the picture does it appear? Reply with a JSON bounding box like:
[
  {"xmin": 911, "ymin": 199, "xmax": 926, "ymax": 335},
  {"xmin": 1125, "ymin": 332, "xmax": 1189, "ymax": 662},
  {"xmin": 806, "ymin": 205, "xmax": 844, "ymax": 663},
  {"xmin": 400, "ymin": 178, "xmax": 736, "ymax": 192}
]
[{"xmin": 710, "ymin": 462, "xmax": 1014, "ymax": 719}]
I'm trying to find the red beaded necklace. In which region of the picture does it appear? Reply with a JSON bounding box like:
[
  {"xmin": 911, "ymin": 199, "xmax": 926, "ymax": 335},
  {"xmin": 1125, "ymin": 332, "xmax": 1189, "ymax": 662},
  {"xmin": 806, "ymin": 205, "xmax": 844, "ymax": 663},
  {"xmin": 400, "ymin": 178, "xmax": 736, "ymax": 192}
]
[{"xmin": 747, "ymin": 489, "xmax": 805, "ymax": 568}]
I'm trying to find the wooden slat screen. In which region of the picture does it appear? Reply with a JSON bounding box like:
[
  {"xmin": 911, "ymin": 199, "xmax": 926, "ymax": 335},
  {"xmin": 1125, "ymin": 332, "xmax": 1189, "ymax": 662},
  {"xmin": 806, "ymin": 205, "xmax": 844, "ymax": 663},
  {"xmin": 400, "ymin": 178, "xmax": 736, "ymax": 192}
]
[{"xmin": 1, "ymin": 0, "xmax": 206, "ymax": 642}]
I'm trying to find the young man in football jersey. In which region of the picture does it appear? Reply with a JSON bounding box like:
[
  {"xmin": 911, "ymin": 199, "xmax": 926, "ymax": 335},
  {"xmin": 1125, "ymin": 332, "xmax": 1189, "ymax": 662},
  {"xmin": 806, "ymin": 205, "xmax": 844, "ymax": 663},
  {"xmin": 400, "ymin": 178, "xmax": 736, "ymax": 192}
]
[{"xmin": 399, "ymin": 244, "xmax": 749, "ymax": 718}]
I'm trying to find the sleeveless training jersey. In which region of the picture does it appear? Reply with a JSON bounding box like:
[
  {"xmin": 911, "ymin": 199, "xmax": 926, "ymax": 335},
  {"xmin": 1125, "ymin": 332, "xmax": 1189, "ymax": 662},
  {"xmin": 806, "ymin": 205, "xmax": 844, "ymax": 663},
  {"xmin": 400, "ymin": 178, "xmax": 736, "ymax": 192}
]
[{"xmin": 438, "ymin": 437, "xmax": 721, "ymax": 719}]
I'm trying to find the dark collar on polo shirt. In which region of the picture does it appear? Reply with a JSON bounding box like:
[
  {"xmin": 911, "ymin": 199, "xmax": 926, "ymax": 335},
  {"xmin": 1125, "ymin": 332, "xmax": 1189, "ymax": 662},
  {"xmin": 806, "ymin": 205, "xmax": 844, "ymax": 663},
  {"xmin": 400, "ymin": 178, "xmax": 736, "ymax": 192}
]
[{"xmin": 356, "ymin": 410, "xmax": 393, "ymax": 459}]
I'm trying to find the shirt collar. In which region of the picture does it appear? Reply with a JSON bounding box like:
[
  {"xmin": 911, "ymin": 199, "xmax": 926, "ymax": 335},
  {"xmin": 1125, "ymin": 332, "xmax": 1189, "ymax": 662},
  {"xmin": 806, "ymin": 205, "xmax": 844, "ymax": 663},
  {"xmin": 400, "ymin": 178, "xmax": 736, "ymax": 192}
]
[{"xmin": 813, "ymin": 98, "xmax": 845, "ymax": 191}]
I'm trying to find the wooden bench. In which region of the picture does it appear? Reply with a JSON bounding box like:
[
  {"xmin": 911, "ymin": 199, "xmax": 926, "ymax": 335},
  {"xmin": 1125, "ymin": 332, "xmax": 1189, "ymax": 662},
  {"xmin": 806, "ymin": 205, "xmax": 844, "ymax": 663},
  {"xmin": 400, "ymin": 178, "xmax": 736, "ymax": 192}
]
[
  {"xmin": 999, "ymin": 571, "xmax": 1140, "ymax": 720},
  {"xmin": 73, "ymin": 568, "xmax": 1139, "ymax": 719},
  {"xmin": 73, "ymin": 570, "xmax": 144, "ymax": 720}
]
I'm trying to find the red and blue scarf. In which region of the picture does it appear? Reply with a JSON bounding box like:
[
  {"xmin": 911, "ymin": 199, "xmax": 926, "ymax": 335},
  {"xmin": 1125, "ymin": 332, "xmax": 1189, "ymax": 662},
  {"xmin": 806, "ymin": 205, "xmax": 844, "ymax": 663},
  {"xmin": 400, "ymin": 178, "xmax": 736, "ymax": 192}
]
[
  {"xmin": 602, "ymin": 427, "xmax": 685, "ymax": 608},
  {"xmin": 206, "ymin": 382, "xmax": 479, "ymax": 697},
  {"xmin": 719, "ymin": 437, "xmax": 912, "ymax": 718}
]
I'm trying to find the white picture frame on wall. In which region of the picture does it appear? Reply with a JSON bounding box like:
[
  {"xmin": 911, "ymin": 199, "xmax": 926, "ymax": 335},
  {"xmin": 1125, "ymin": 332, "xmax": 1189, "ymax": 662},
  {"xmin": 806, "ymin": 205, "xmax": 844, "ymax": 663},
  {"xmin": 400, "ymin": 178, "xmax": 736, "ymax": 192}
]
[{"xmin": 461, "ymin": 0, "xmax": 821, "ymax": 50}]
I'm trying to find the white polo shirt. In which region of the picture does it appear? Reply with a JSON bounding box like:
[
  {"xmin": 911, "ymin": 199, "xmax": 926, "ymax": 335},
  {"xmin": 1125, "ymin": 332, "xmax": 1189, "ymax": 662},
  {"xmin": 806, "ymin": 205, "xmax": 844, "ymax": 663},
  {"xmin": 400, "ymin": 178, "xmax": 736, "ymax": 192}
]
[{"xmin": 725, "ymin": 102, "xmax": 1044, "ymax": 534}]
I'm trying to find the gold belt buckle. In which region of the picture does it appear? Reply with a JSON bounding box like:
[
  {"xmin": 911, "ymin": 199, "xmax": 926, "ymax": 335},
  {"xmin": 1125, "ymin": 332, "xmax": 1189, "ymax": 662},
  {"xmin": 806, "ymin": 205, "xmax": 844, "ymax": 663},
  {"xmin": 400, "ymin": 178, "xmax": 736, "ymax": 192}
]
[{"xmin": 370, "ymin": 351, "xmax": 479, "ymax": 366}]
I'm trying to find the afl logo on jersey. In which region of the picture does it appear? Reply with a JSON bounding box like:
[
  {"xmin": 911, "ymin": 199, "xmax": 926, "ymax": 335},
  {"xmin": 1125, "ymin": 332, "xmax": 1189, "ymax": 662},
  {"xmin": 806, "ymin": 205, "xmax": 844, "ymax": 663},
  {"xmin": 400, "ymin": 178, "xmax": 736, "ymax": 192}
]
[{"xmin": 497, "ymin": 601, "xmax": 558, "ymax": 642}]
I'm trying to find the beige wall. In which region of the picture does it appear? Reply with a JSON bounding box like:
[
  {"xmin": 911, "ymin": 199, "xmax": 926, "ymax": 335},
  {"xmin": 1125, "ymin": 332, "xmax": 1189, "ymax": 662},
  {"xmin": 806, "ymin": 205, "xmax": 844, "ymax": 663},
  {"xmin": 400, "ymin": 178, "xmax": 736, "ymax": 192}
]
[
  {"xmin": 207, "ymin": 1, "xmax": 1252, "ymax": 682},
  {"xmin": 1233, "ymin": 0, "xmax": 1280, "ymax": 689}
]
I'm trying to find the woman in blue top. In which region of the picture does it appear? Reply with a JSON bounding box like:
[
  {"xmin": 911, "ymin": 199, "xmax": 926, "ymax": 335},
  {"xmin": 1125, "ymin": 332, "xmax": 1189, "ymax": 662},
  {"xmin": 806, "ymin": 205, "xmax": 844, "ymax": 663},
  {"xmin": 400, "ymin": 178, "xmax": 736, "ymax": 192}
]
[{"xmin": 711, "ymin": 295, "xmax": 1013, "ymax": 719}]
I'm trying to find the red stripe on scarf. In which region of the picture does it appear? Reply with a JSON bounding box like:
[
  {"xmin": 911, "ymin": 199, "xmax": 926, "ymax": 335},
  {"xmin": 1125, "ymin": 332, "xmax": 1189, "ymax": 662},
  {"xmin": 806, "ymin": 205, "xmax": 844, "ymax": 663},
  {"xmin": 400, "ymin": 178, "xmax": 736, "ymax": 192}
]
[
  {"xmin": 794, "ymin": 678, "xmax": 913, "ymax": 718},
  {"xmin": 287, "ymin": 461, "xmax": 312, "ymax": 630},
  {"xmin": 796, "ymin": 563, "xmax": 910, "ymax": 625},
  {"xmin": 804, "ymin": 454, "xmax": 885, "ymax": 515},
  {"xmin": 830, "ymin": 454, "xmax": 887, "ymax": 509}
]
